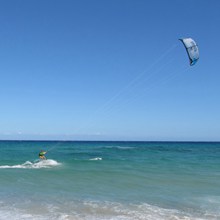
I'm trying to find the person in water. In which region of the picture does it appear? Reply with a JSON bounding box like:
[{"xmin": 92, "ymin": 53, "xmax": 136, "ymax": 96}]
[{"xmin": 39, "ymin": 150, "xmax": 47, "ymax": 160}]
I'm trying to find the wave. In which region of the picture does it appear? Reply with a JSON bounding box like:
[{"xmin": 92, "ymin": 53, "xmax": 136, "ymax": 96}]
[
  {"xmin": 89, "ymin": 157, "xmax": 102, "ymax": 161},
  {"xmin": 0, "ymin": 159, "xmax": 61, "ymax": 169},
  {"xmin": 103, "ymin": 146, "xmax": 135, "ymax": 150},
  {"xmin": 0, "ymin": 200, "xmax": 216, "ymax": 220}
]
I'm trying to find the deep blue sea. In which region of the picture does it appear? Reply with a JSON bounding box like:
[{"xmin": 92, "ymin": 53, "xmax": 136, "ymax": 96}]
[{"xmin": 0, "ymin": 141, "xmax": 220, "ymax": 220}]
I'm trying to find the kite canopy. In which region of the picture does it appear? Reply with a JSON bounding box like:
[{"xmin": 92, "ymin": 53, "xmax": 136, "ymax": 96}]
[{"xmin": 179, "ymin": 38, "xmax": 199, "ymax": 66}]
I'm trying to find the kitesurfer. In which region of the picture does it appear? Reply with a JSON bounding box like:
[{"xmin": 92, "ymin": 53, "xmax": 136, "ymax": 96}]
[{"xmin": 39, "ymin": 150, "xmax": 47, "ymax": 160}]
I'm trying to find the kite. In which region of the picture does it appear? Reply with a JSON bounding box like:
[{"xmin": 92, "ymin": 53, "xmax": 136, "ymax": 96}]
[{"xmin": 179, "ymin": 38, "xmax": 199, "ymax": 66}]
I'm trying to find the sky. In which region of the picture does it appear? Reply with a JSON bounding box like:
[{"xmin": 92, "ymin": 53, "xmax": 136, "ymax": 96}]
[{"xmin": 0, "ymin": 0, "xmax": 220, "ymax": 141}]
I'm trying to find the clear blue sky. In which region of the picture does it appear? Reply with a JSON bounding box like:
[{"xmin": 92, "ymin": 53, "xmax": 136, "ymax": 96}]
[{"xmin": 0, "ymin": 0, "xmax": 220, "ymax": 141}]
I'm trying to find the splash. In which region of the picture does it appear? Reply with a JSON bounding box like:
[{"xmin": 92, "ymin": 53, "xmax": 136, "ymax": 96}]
[{"xmin": 0, "ymin": 159, "xmax": 61, "ymax": 169}]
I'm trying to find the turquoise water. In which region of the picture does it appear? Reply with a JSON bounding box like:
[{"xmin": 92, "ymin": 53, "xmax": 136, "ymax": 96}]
[{"xmin": 0, "ymin": 141, "xmax": 220, "ymax": 219}]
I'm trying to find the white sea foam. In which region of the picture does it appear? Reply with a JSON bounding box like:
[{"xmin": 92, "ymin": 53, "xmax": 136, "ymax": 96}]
[
  {"xmin": 0, "ymin": 200, "xmax": 217, "ymax": 220},
  {"xmin": 0, "ymin": 159, "xmax": 61, "ymax": 169},
  {"xmin": 89, "ymin": 157, "xmax": 102, "ymax": 161},
  {"xmin": 79, "ymin": 201, "xmax": 208, "ymax": 220}
]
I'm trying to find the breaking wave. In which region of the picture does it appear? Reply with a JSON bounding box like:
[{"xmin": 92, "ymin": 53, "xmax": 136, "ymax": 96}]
[{"xmin": 89, "ymin": 157, "xmax": 102, "ymax": 161}]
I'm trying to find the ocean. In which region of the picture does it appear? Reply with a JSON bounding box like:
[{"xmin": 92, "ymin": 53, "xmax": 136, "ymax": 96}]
[{"xmin": 0, "ymin": 141, "xmax": 219, "ymax": 220}]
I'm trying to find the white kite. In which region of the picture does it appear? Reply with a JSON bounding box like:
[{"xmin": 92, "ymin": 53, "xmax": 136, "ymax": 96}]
[{"xmin": 179, "ymin": 38, "xmax": 199, "ymax": 66}]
